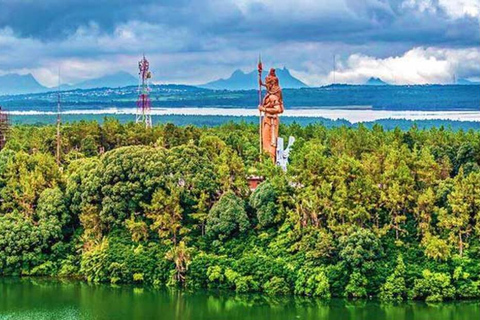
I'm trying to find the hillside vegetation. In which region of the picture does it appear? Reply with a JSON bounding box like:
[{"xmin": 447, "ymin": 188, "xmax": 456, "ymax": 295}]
[{"xmin": 1, "ymin": 120, "xmax": 480, "ymax": 302}]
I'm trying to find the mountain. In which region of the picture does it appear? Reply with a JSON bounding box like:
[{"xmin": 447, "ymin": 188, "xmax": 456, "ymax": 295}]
[
  {"xmin": 365, "ymin": 77, "xmax": 389, "ymax": 86},
  {"xmin": 457, "ymin": 78, "xmax": 480, "ymax": 85},
  {"xmin": 73, "ymin": 71, "xmax": 137, "ymax": 89},
  {"xmin": 201, "ymin": 67, "xmax": 307, "ymax": 90},
  {"xmin": 0, "ymin": 73, "xmax": 47, "ymax": 95},
  {"xmin": 0, "ymin": 71, "xmax": 138, "ymax": 96}
]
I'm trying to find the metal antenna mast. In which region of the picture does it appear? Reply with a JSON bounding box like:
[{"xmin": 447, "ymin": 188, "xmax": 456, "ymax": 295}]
[
  {"xmin": 136, "ymin": 54, "xmax": 153, "ymax": 128},
  {"xmin": 56, "ymin": 68, "xmax": 61, "ymax": 165},
  {"xmin": 333, "ymin": 54, "xmax": 336, "ymax": 85}
]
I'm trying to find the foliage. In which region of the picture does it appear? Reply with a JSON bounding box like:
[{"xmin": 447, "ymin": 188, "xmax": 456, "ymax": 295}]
[
  {"xmin": 1, "ymin": 121, "xmax": 480, "ymax": 302},
  {"xmin": 345, "ymin": 272, "xmax": 368, "ymax": 299},
  {"xmin": 379, "ymin": 255, "xmax": 407, "ymax": 302},
  {"xmin": 263, "ymin": 276, "xmax": 290, "ymax": 295},
  {"xmin": 412, "ymin": 270, "xmax": 456, "ymax": 302},
  {"xmin": 294, "ymin": 267, "xmax": 331, "ymax": 299},
  {"xmin": 206, "ymin": 191, "xmax": 249, "ymax": 240},
  {"xmin": 249, "ymin": 182, "xmax": 278, "ymax": 228}
]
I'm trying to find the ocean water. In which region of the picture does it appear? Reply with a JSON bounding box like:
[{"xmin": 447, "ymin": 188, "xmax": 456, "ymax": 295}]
[
  {"xmin": 7, "ymin": 107, "xmax": 480, "ymax": 123},
  {"xmin": 2, "ymin": 85, "xmax": 479, "ymax": 127}
]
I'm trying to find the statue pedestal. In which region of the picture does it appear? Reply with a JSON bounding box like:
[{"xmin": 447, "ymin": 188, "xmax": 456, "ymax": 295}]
[{"xmin": 247, "ymin": 176, "xmax": 264, "ymax": 191}]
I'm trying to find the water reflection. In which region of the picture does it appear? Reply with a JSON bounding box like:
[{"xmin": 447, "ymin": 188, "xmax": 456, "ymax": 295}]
[{"xmin": 0, "ymin": 278, "xmax": 478, "ymax": 320}]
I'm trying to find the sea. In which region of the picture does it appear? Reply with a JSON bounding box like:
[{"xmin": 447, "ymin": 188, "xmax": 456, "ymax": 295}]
[
  {"xmin": 7, "ymin": 107, "xmax": 480, "ymax": 123},
  {"xmin": 2, "ymin": 85, "xmax": 479, "ymax": 128}
]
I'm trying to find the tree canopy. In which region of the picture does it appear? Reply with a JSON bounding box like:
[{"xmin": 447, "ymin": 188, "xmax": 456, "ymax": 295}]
[{"xmin": 1, "ymin": 120, "xmax": 480, "ymax": 301}]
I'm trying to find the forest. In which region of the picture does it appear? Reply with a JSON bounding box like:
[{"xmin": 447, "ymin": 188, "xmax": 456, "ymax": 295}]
[{"xmin": 0, "ymin": 119, "xmax": 480, "ymax": 303}]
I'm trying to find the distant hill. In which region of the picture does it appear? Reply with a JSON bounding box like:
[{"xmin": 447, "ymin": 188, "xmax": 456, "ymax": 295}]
[
  {"xmin": 365, "ymin": 77, "xmax": 389, "ymax": 86},
  {"xmin": 66, "ymin": 71, "xmax": 137, "ymax": 90},
  {"xmin": 201, "ymin": 68, "xmax": 307, "ymax": 90},
  {"xmin": 0, "ymin": 73, "xmax": 47, "ymax": 95},
  {"xmin": 0, "ymin": 71, "xmax": 138, "ymax": 96},
  {"xmin": 457, "ymin": 78, "xmax": 480, "ymax": 85}
]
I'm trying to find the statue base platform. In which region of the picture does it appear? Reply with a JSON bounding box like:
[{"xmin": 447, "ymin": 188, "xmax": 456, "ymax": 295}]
[{"xmin": 247, "ymin": 175, "xmax": 264, "ymax": 191}]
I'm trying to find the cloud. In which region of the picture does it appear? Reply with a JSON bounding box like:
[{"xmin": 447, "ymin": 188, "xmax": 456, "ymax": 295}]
[
  {"xmin": 321, "ymin": 47, "xmax": 480, "ymax": 85},
  {"xmin": 403, "ymin": 0, "xmax": 480, "ymax": 19},
  {"xmin": 0, "ymin": 0, "xmax": 478, "ymax": 86},
  {"xmin": 440, "ymin": 0, "xmax": 480, "ymax": 19}
]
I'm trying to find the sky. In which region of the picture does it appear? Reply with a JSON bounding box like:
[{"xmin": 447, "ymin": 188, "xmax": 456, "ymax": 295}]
[{"xmin": 0, "ymin": 0, "xmax": 479, "ymax": 87}]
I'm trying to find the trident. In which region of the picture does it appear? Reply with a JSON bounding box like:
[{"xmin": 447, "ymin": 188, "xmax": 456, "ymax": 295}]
[{"xmin": 258, "ymin": 55, "xmax": 263, "ymax": 158}]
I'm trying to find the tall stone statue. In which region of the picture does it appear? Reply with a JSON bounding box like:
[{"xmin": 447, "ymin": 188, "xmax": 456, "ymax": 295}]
[{"xmin": 258, "ymin": 68, "xmax": 284, "ymax": 161}]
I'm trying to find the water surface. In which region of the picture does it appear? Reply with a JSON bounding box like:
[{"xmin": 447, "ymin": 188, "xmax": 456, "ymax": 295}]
[
  {"xmin": 0, "ymin": 278, "xmax": 478, "ymax": 320},
  {"xmin": 7, "ymin": 107, "xmax": 480, "ymax": 123}
]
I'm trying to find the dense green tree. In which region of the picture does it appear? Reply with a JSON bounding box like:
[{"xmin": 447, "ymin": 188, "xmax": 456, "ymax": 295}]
[
  {"xmin": 379, "ymin": 255, "xmax": 407, "ymax": 302},
  {"xmin": 0, "ymin": 151, "xmax": 61, "ymax": 215},
  {"xmin": 339, "ymin": 228, "xmax": 383, "ymax": 271},
  {"xmin": 249, "ymin": 182, "xmax": 278, "ymax": 228},
  {"xmin": 206, "ymin": 191, "xmax": 249, "ymax": 240},
  {"xmin": 146, "ymin": 185, "xmax": 185, "ymax": 245}
]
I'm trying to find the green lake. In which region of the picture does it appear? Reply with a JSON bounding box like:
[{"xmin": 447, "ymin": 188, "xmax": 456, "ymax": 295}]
[{"xmin": 0, "ymin": 278, "xmax": 478, "ymax": 320}]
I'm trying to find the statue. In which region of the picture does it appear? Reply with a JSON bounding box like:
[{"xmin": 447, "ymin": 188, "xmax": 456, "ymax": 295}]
[{"xmin": 258, "ymin": 68, "xmax": 284, "ymax": 161}]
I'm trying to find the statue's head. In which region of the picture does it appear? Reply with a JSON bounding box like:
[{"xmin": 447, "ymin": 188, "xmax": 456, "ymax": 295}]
[{"xmin": 269, "ymin": 68, "xmax": 276, "ymax": 76}]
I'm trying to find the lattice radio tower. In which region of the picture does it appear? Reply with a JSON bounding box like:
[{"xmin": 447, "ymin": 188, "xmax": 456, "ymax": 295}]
[
  {"xmin": 0, "ymin": 106, "xmax": 9, "ymax": 150},
  {"xmin": 136, "ymin": 55, "xmax": 153, "ymax": 128}
]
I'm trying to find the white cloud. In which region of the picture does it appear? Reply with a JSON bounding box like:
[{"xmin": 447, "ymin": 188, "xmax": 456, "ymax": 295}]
[
  {"xmin": 402, "ymin": 0, "xmax": 437, "ymax": 13},
  {"xmin": 403, "ymin": 0, "xmax": 480, "ymax": 18},
  {"xmin": 439, "ymin": 0, "xmax": 480, "ymax": 18},
  {"xmin": 234, "ymin": 0, "xmax": 348, "ymax": 17},
  {"xmin": 322, "ymin": 47, "xmax": 480, "ymax": 85}
]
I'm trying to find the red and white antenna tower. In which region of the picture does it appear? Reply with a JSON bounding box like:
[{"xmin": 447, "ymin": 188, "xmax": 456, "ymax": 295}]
[{"xmin": 136, "ymin": 54, "xmax": 152, "ymax": 128}]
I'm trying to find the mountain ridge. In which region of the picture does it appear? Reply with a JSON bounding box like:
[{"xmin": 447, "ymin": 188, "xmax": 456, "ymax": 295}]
[
  {"xmin": 201, "ymin": 68, "xmax": 307, "ymax": 90},
  {"xmin": 0, "ymin": 73, "xmax": 47, "ymax": 95},
  {"xmin": 59, "ymin": 71, "xmax": 137, "ymax": 91},
  {"xmin": 0, "ymin": 71, "xmax": 138, "ymax": 96},
  {"xmin": 365, "ymin": 77, "xmax": 390, "ymax": 86},
  {"xmin": 457, "ymin": 78, "xmax": 480, "ymax": 85}
]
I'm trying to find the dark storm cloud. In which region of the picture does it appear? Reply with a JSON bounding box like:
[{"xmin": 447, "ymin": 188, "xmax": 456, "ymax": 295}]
[
  {"xmin": 0, "ymin": 0, "xmax": 184, "ymax": 39},
  {"xmin": 0, "ymin": 0, "xmax": 478, "ymax": 47}
]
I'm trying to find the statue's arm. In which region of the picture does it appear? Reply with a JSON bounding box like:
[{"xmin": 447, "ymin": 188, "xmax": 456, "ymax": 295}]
[{"xmin": 265, "ymin": 103, "xmax": 283, "ymax": 114}]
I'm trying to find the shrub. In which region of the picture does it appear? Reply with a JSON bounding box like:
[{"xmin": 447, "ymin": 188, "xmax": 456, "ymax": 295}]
[
  {"xmin": 412, "ymin": 270, "xmax": 455, "ymax": 302},
  {"xmin": 294, "ymin": 267, "xmax": 331, "ymax": 299},
  {"xmin": 263, "ymin": 276, "xmax": 290, "ymax": 295},
  {"xmin": 345, "ymin": 272, "xmax": 368, "ymax": 299}
]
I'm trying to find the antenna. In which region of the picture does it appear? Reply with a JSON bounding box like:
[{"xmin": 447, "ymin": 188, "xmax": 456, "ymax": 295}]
[
  {"xmin": 56, "ymin": 68, "xmax": 61, "ymax": 165},
  {"xmin": 333, "ymin": 54, "xmax": 336, "ymax": 85},
  {"xmin": 136, "ymin": 55, "xmax": 153, "ymax": 128}
]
